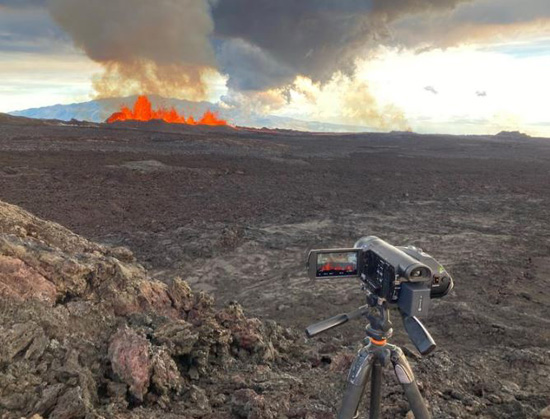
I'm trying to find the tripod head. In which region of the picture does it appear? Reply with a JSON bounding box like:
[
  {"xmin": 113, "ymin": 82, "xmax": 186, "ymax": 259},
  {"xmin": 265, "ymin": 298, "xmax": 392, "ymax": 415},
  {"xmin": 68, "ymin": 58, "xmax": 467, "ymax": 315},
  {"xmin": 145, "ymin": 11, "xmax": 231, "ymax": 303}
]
[{"xmin": 306, "ymin": 291, "xmax": 436, "ymax": 355}]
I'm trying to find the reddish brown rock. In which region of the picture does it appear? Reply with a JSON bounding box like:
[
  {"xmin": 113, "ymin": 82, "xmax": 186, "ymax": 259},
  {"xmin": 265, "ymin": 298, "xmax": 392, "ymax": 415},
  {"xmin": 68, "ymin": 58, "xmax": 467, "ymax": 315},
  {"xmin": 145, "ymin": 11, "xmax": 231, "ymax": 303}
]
[
  {"xmin": 108, "ymin": 327, "xmax": 152, "ymax": 401},
  {"xmin": 0, "ymin": 255, "xmax": 57, "ymax": 304}
]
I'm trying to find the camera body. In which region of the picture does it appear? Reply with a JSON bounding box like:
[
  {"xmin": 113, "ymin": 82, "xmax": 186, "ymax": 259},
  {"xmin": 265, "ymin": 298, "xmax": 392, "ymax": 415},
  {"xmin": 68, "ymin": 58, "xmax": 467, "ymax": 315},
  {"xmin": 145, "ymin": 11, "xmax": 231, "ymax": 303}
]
[{"xmin": 307, "ymin": 236, "xmax": 453, "ymax": 317}]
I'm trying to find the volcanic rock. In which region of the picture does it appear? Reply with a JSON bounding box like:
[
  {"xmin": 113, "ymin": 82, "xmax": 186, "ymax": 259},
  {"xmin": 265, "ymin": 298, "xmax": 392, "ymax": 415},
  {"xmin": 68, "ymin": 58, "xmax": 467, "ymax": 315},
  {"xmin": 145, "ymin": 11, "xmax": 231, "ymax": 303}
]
[
  {"xmin": 0, "ymin": 256, "xmax": 57, "ymax": 304},
  {"xmin": 0, "ymin": 199, "xmax": 304, "ymax": 418},
  {"xmin": 231, "ymin": 388, "xmax": 268, "ymax": 418},
  {"xmin": 108, "ymin": 327, "xmax": 152, "ymax": 401}
]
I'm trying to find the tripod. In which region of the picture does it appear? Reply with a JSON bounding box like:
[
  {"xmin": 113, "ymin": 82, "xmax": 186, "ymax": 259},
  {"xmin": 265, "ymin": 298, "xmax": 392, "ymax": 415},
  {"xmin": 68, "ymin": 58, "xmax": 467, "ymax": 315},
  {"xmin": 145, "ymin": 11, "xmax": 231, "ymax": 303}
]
[{"xmin": 306, "ymin": 297, "xmax": 434, "ymax": 419}]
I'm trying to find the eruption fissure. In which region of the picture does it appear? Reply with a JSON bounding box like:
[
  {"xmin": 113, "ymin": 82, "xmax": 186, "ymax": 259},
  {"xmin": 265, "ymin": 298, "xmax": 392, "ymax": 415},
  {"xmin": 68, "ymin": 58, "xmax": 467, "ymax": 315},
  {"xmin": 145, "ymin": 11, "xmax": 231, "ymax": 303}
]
[{"xmin": 106, "ymin": 96, "xmax": 228, "ymax": 126}]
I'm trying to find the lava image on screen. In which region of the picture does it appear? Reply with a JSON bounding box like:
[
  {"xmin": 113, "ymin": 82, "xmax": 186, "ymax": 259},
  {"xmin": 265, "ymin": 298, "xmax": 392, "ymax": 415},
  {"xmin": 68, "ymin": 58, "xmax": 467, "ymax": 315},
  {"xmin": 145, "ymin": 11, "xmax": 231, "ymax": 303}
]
[{"xmin": 316, "ymin": 251, "xmax": 358, "ymax": 277}]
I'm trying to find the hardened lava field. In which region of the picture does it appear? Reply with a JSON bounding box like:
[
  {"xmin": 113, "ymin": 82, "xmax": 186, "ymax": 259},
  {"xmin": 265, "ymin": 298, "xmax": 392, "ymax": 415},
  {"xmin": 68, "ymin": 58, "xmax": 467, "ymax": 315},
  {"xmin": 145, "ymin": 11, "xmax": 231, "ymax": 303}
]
[{"xmin": 0, "ymin": 115, "xmax": 549, "ymax": 418}]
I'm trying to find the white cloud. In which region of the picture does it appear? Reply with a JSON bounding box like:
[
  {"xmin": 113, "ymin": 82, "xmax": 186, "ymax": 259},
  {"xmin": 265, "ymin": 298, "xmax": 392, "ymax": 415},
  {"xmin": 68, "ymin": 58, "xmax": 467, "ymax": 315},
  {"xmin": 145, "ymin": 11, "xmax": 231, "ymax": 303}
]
[
  {"xmin": 354, "ymin": 43, "xmax": 550, "ymax": 135},
  {"xmin": 0, "ymin": 52, "xmax": 100, "ymax": 112}
]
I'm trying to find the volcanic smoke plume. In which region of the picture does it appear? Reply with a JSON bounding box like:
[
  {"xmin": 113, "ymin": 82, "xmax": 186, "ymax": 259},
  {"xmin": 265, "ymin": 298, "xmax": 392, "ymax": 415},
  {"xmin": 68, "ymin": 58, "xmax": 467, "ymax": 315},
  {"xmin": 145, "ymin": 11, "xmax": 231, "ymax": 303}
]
[
  {"xmin": 47, "ymin": 0, "xmax": 217, "ymax": 100},
  {"xmin": 42, "ymin": 0, "xmax": 529, "ymax": 129},
  {"xmin": 46, "ymin": 0, "xmax": 473, "ymax": 99}
]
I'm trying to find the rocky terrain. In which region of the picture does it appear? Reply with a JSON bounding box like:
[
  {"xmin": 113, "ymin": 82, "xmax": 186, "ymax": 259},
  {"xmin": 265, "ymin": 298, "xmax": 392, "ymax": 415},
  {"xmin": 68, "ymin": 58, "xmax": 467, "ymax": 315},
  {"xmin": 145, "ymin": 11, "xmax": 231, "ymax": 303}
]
[
  {"xmin": 0, "ymin": 199, "xmax": 331, "ymax": 418},
  {"xmin": 0, "ymin": 116, "xmax": 549, "ymax": 418}
]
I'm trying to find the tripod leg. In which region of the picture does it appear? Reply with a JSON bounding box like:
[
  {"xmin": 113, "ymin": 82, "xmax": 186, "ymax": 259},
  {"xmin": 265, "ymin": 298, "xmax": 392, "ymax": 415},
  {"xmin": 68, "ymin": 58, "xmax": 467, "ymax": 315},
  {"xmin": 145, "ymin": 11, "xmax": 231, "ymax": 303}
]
[
  {"xmin": 369, "ymin": 361, "xmax": 383, "ymax": 419},
  {"xmin": 338, "ymin": 348, "xmax": 375, "ymax": 419},
  {"xmin": 390, "ymin": 347, "xmax": 431, "ymax": 419}
]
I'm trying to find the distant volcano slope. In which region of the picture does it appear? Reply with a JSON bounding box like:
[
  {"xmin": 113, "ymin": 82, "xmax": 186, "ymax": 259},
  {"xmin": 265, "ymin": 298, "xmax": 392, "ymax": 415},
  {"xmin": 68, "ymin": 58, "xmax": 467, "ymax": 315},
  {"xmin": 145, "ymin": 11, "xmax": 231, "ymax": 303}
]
[
  {"xmin": 9, "ymin": 95, "xmax": 370, "ymax": 132},
  {"xmin": 0, "ymin": 199, "xmax": 334, "ymax": 418},
  {"xmin": 0, "ymin": 113, "xmax": 49, "ymax": 126}
]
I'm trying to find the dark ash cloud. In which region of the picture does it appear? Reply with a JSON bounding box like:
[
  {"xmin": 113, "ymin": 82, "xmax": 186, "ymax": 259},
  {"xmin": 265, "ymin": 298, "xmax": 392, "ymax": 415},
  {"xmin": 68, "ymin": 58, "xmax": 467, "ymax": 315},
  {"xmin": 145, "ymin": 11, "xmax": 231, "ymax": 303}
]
[
  {"xmin": 211, "ymin": 0, "xmax": 477, "ymax": 91},
  {"xmin": 216, "ymin": 39, "xmax": 295, "ymax": 91},
  {"xmin": 212, "ymin": 0, "xmax": 376, "ymax": 91}
]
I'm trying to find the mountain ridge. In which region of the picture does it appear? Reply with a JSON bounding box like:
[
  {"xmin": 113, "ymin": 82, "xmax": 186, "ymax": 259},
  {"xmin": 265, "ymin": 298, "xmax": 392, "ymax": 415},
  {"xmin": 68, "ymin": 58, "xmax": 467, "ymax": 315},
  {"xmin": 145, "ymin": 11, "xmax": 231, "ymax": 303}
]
[{"xmin": 10, "ymin": 95, "xmax": 372, "ymax": 133}]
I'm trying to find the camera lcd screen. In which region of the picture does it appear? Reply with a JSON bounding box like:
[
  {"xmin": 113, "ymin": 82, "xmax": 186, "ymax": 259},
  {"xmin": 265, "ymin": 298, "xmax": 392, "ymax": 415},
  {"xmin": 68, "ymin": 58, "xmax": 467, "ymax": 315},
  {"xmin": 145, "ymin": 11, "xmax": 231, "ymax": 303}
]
[{"xmin": 316, "ymin": 251, "xmax": 358, "ymax": 277}]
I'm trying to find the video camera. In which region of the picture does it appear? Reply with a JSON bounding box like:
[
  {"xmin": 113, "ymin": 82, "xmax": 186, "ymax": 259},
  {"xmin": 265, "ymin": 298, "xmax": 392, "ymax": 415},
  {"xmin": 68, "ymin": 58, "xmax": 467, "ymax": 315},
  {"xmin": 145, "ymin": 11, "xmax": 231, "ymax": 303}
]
[
  {"xmin": 307, "ymin": 236, "xmax": 453, "ymax": 318},
  {"xmin": 306, "ymin": 237, "xmax": 454, "ymax": 417}
]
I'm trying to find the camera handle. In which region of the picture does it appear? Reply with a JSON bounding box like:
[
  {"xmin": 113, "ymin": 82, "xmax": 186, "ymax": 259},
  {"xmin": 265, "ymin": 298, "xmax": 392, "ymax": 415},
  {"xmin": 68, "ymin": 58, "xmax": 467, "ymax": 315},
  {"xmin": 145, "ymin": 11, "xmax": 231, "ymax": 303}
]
[
  {"xmin": 306, "ymin": 304, "xmax": 371, "ymax": 338},
  {"xmin": 400, "ymin": 313, "xmax": 436, "ymax": 356}
]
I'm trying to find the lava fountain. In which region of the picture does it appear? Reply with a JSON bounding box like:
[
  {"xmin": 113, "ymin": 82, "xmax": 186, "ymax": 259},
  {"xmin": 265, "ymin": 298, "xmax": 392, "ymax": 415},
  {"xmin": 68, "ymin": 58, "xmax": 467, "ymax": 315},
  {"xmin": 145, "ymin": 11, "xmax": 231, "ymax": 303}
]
[{"xmin": 106, "ymin": 95, "xmax": 228, "ymax": 126}]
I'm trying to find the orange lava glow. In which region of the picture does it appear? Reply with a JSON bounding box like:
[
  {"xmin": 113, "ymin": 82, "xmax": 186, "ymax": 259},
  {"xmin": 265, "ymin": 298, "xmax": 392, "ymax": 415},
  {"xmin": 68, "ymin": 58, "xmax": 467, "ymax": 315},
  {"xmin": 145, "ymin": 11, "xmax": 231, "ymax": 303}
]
[
  {"xmin": 319, "ymin": 263, "xmax": 355, "ymax": 272},
  {"xmin": 106, "ymin": 95, "xmax": 228, "ymax": 126}
]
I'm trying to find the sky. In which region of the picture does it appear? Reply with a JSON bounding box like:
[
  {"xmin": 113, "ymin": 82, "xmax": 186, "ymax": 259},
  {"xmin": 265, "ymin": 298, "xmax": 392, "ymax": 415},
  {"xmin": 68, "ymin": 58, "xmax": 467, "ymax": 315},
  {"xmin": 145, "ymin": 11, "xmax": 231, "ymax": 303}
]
[{"xmin": 1, "ymin": 0, "xmax": 550, "ymax": 136}]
